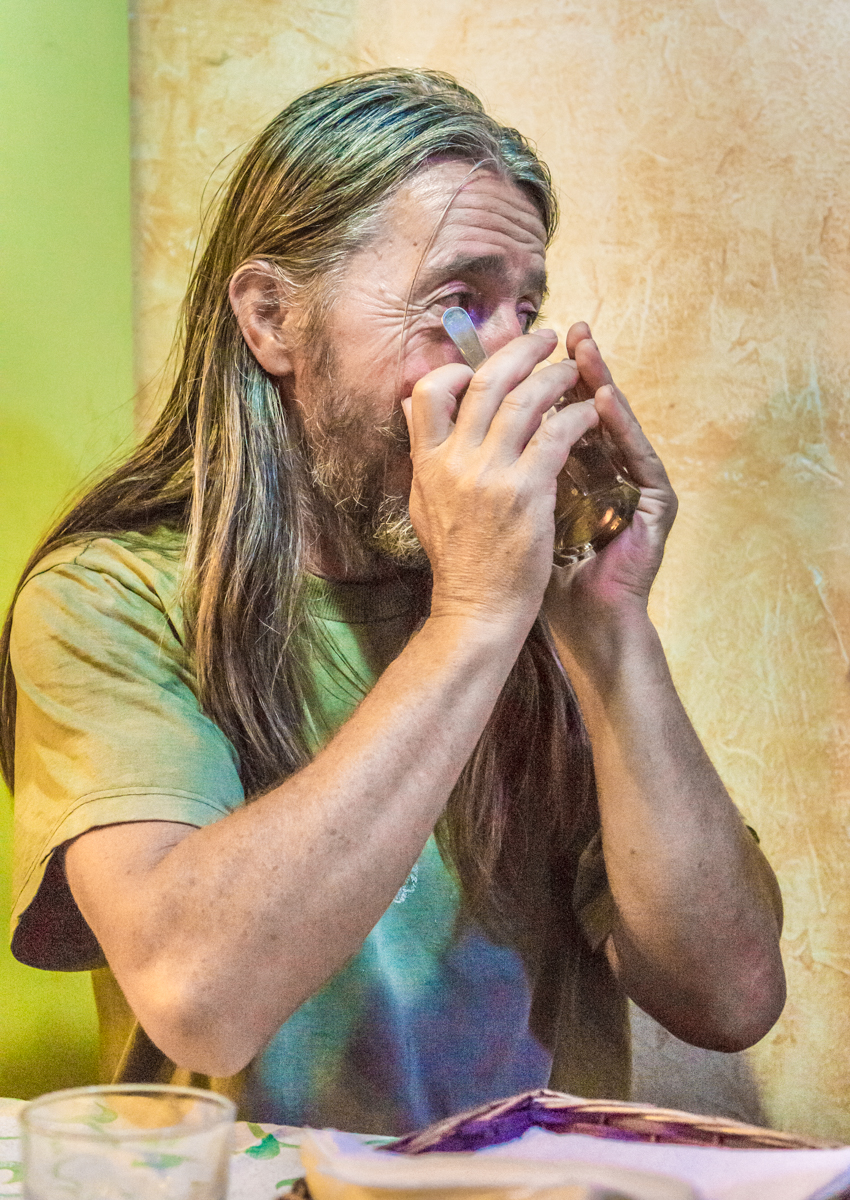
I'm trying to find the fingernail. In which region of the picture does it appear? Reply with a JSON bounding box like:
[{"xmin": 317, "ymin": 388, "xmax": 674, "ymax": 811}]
[{"xmin": 535, "ymin": 328, "xmax": 558, "ymax": 339}]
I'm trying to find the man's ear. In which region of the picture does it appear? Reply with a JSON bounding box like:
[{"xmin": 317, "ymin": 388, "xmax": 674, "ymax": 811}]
[{"xmin": 228, "ymin": 260, "xmax": 299, "ymax": 377}]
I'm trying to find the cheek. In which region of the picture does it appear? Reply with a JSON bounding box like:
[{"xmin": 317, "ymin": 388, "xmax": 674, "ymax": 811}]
[
  {"xmin": 396, "ymin": 324, "xmax": 463, "ymax": 399},
  {"xmin": 330, "ymin": 305, "xmax": 459, "ymax": 405}
]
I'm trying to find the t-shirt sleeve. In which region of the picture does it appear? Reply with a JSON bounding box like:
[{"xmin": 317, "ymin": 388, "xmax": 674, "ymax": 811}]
[{"xmin": 9, "ymin": 547, "xmax": 244, "ymax": 970}]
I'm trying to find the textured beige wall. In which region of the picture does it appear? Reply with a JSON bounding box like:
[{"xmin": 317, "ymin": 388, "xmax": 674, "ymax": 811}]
[{"xmin": 131, "ymin": 0, "xmax": 850, "ymax": 1140}]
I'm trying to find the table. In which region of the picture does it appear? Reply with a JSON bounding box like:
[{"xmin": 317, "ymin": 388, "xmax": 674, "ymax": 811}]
[
  {"xmin": 7, "ymin": 1094, "xmax": 850, "ymax": 1200},
  {"xmin": 0, "ymin": 1096, "xmax": 390, "ymax": 1199}
]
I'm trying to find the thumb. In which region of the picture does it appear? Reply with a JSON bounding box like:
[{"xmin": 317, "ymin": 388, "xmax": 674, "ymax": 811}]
[{"xmin": 405, "ymin": 363, "xmax": 474, "ymax": 453}]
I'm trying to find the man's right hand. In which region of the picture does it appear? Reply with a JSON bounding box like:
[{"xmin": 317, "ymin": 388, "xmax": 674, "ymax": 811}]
[{"xmin": 402, "ymin": 328, "xmax": 599, "ymax": 631}]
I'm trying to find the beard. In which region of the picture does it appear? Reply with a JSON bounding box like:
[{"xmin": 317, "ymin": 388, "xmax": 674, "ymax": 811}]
[{"xmin": 292, "ymin": 330, "xmax": 430, "ymax": 579}]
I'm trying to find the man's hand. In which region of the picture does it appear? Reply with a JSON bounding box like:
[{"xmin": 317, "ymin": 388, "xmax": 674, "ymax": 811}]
[
  {"xmin": 544, "ymin": 323, "xmax": 678, "ymax": 668},
  {"xmin": 402, "ymin": 328, "xmax": 598, "ymax": 632}
]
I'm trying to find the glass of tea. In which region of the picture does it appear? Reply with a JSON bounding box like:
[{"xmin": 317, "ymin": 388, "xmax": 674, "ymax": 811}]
[{"xmin": 442, "ymin": 308, "xmax": 640, "ymax": 565}]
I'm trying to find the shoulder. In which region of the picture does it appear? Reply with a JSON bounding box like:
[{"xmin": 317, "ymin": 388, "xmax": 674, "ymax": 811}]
[
  {"xmin": 14, "ymin": 527, "xmax": 188, "ymax": 646},
  {"xmin": 22, "ymin": 525, "xmax": 185, "ymax": 596}
]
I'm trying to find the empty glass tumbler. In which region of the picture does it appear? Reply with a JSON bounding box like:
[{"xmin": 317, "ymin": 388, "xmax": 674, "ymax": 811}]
[{"xmin": 21, "ymin": 1084, "xmax": 235, "ymax": 1200}]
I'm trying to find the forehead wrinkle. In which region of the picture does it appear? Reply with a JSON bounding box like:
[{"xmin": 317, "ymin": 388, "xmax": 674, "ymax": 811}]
[
  {"xmin": 395, "ymin": 172, "xmax": 547, "ymax": 248},
  {"xmin": 445, "ymin": 187, "xmax": 547, "ymax": 237},
  {"xmin": 442, "ymin": 222, "xmax": 545, "ymax": 257}
]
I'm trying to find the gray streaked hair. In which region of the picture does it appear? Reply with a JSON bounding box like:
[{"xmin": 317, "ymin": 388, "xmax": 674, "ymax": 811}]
[{"xmin": 1, "ymin": 69, "xmax": 595, "ymax": 953}]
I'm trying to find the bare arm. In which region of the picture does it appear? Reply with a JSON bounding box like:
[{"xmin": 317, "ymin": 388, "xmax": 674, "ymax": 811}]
[
  {"xmin": 66, "ymin": 613, "xmax": 533, "ymax": 1075},
  {"xmin": 543, "ymin": 328, "xmax": 785, "ymax": 1051},
  {"xmin": 65, "ymin": 331, "xmax": 599, "ymax": 1077}
]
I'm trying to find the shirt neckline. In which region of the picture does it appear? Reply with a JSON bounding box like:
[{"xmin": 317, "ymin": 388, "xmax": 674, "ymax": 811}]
[{"xmin": 301, "ymin": 570, "xmax": 428, "ymax": 624}]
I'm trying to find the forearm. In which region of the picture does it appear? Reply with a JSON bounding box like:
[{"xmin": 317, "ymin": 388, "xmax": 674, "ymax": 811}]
[
  {"xmin": 67, "ymin": 333, "xmax": 599, "ymax": 1077},
  {"xmin": 66, "ymin": 611, "xmax": 528, "ymax": 1075},
  {"xmin": 549, "ymin": 608, "xmax": 785, "ymax": 1050}
]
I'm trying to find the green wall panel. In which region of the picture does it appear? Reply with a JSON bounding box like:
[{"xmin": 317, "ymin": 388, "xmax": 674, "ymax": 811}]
[{"xmin": 0, "ymin": 0, "xmax": 134, "ymax": 1098}]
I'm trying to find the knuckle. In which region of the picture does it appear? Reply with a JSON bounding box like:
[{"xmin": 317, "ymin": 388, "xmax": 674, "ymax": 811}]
[
  {"xmin": 413, "ymin": 363, "xmax": 472, "ymax": 402},
  {"xmin": 540, "ymin": 367, "xmax": 577, "ymax": 401},
  {"xmin": 491, "ymin": 477, "xmax": 522, "ymax": 513},
  {"xmin": 412, "ymin": 376, "xmax": 441, "ymax": 402},
  {"xmin": 498, "ymin": 389, "xmax": 528, "ymax": 416},
  {"xmin": 463, "ymin": 375, "xmax": 491, "ymax": 403},
  {"xmin": 535, "ymin": 418, "xmax": 563, "ymax": 447},
  {"xmin": 442, "ymin": 445, "xmax": 470, "ymax": 479}
]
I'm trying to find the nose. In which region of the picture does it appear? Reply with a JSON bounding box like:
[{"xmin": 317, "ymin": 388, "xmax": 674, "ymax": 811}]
[{"xmin": 476, "ymin": 305, "xmax": 527, "ymax": 357}]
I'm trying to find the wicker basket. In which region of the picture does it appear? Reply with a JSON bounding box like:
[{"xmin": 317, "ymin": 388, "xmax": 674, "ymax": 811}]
[
  {"xmin": 390, "ymin": 1088, "xmax": 838, "ymax": 1153},
  {"xmin": 277, "ymin": 1089, "xmax": 844, "ymax": 1200}
]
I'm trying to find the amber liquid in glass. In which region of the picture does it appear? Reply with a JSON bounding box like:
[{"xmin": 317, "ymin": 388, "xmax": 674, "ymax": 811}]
[
  {"xmin": 441, "ymin": 307, "xmax": 640, "ymax": 564},
  {"xmin": 553, "ymin": 429, "xmax": 641, "ymax": 564}
]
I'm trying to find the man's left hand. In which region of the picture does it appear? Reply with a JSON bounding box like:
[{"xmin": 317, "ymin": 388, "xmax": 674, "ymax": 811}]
[
  {"xmin": 544, "ymin": 323, "xmax": 677, "ymax": 655},
  {"xmin": 541, "ymin": 324, "xmax": 785, "ymax": 1053}
]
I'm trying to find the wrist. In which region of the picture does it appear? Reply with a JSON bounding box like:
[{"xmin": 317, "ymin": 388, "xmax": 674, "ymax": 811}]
[
  {"xmin": 383, "ymin": 608, "xmax": 529, "ymax": 725},
  {"xmin": 428, "ymin": 581, "xmax": 539, "ymax": 645},
  {"xmin": 547, "ymin": 603, "xmax": 661, "ymax": 699},
  {"xmin": 423, "ymin": 604, "xmax": 532, "ymax": 660}
]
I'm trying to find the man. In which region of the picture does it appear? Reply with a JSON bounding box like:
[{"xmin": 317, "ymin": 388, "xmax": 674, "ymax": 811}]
[{"xmin": 2, "ymin": 69, "xmax": 784, "ymax": 1133}]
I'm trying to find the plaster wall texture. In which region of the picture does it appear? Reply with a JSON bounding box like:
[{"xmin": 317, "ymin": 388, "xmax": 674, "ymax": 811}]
[{"xmin": 130, "ymin": 0, "xmax": 850, "ymax": 1141}]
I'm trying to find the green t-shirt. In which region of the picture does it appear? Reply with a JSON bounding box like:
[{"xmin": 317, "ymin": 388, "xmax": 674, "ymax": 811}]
[{"xmin": 9, "ymin": 530, "xmax": 628, "ymax": 1132}]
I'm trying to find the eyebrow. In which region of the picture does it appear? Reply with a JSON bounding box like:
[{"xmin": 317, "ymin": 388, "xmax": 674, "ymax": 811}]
[{"xmin": 416, "ymin": 253, "xmax": 549, "ymax": 299}]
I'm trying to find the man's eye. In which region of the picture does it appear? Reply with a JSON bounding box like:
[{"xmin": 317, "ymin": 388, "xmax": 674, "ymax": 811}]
[
  {"xmin": 519, "ymin": 308, "xmax": 539, "ymax": 333},
  {"xmin": 438, "ymin": 292, "xmax": 473, "ymax": 312}
]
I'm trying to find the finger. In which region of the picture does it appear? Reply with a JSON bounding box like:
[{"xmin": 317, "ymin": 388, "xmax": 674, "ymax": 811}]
[
  {"xmin": 568, "ymin": 333, "xmax": 650, "ymax": 456},
  {"xmin": 484, "ymin": 358, "xmax": 580, "ymax": 460},
  {"xmin": 595, "ymin": 384, "xmax": 671, "ymax": 491},
  {"xmin": 406, "ymin": 363, "xmax": 473, "ymax": 453},
  {"xmin": 453, "ymin": 328, "xmax": 559, "ymax": 444},
  {"xmin": 572, "ymin": 335, "xmax": 616, "ymax": 400},
  {"xmin": 565, "ymin": 321, "xmax": 593, "ymax": 358},
  {"xmin": 520, "ymin": 399, "xmax": 599, "ymax": 480}
]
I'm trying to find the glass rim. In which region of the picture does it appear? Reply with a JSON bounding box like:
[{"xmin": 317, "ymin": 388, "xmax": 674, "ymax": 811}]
[{"xmin": 20, "ymin": 1082, "xmax": 236, "ymax": 1142}]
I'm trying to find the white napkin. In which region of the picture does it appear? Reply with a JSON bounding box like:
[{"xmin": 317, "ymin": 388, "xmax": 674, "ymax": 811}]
[
  {"xmin": 301, "ymin": 1127, "xmax": 696, "ymax": 1200},
  {"xmin": 301, "ymin": 1125, "xmax": 850, "ymax": 1200}
]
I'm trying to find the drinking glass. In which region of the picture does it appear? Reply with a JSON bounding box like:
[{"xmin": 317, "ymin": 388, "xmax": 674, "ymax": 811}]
[
  {"xmin": 21, "ymin": 1084, "xmax": 235, "ymax": 1200},
  {"xmin": 442, "ymin": 308, "xmax": 640, "ymax": 564}
]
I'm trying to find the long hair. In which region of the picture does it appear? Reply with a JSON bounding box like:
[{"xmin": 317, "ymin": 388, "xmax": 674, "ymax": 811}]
[{"xmin": 0, "ymin": 68, "xmax": 596, "ymax": 949}]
